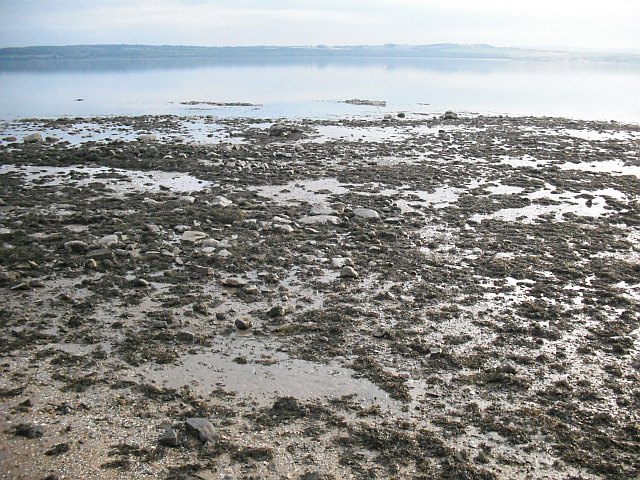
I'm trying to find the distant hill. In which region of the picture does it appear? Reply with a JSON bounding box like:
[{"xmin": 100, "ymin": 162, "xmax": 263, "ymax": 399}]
[
  {"xmin": 0, "ymin": 43, "xmax": 640, "ymax": 70},
  {"xmin": 1, "ymin": 43, "xmax": 639, "ymax": 63}
]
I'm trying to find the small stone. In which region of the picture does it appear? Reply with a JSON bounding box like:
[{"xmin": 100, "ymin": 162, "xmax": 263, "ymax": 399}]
[
  {"xmin": 177, "ymin": 330, "xmax": 196, "ymax": 343},
  {"xmin": 192, "ymin": 265, "xmax": 214, "ymax": 275},
  {"xmin": 429, "ymin": 346, "xmax": 443, "ymax": 355},
  {"xmin": 14, "ymin": 423, "xmax": 44, "ymax": 438},
  {"xmin": 177, "ymin": 195, "xmax": 195, "ymax": 205},
  {"xmin": 300, "ymin": 215, "xmax": 341, "ymax": 225},
  {"xmin": 2, "ymin": 136, "xmax": 17, "ymax": 142},
  {"xmin": 272, "ymin": 224, "xmax": 294, "ymax": 234},
  {"xmin": 185, "ymin": 418, "xmax": 217, "ymax": 443},
  {"xmin": 84, "ymin": 259, "xmax": 98, "ymax": 269},
  {"xmin": 201, "ymin": 238, "xmax": 220, "ymax": 248},
  {"xmin": 310, "ymin": 203, "xmax": 337, "ymax": 215},
  {"xmin": 86, "ymin": 248, "xmax": 114, "ymax": 260},
  {"xmin": 23, "ymin": 133, "xmax": 43, "ymax": 143},
  {"xmin": 137, "ymin": 134, "xmax": 157, "ymax": 142},
  {"xmin": 44, "ymin": 443, "xmax": 70, "ymax": 456},
  {"xmin": 443, "ymin": 110, "xmax": 458, "ymax": 120},
  {"xmin": 96, "ymin": 234, "xmax": 118, "ymax": 247},
  {"xmin": 217, "ymin": 249, "xmax": 232, "ymax": 257},
  {"xmin": 268, "ymin": 123, "xmax": 287, "ymax": 137},
  {"xmin": 353, "ymin": 208, "xmax": 380, "ymax": 220},
  {"xmin": 28, "ymin": 279, "xmax": 45, "ymax": 288},
  {"xmin": 340, "ymin": 266, "xmax": 359, "ymax": 279},
  {"xmin": 221, "ymin": 277, "xmax": 247, "ymax": 288},
  {"xmin": 158, "ymin": 427, "xmax": 180, "ymax": 447},
  {"xmin": 193, "ymin": 303, "xmax": 208, "ymax": 314},
  {"xmin": 372, "ymin": 329, "xmax": 387, "ymax": 339},
  {"xmin": 152, "ymin": 321, "xmax": 169, "ymax": 329},
  {"xmin": 64, "ymin": 240, "xmax": 88, "ymax": 253},
  {"xmin": 210, "ymin": 196, "xmax": 232, "ymax": 207},
  {"xmin": 235, "ymin": 318, "xmax": 252, "ymax": 330},
  {"xmin": 397, "ymin": 112, "xmax": 406, "ymax": 118},
  {"xmin": 132, "ymin": 278, "xmax": 149, "ymax": 288},
  {"xmin": 268, "ymin": 305, "xmax": 287, "ymax": 318},
  {"xmin": 181, "ymin": 230, "xmax": 207, "ymax": 242}
]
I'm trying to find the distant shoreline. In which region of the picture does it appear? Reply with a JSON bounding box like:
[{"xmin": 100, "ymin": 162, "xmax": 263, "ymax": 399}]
[{"xmin": 1, "ymin": 43, "xmax": 639, "ymax": 65}]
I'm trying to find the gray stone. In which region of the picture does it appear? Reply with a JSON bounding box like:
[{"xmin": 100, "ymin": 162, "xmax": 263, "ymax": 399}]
[
  {"xmin": 340, "ymin": 266, "xmax": 359, "ymax": 279},
  {"xmin": 177, "ymin": 195, "xmax": 195, "ymax": 205},
  {"xmin": 210, "ymin": 196, "xmax": 232, "ymax": 207},
  {"xmin": 300, "ymin": 215, "xmax": 341, "ymax": 225},
  {"xmin": 443, "ymin": 110, "xmax": 458, "ymax": 120},
  {"xmin": 353, "ymin": 208, "xmax": 380, "ymax": 220},
  {"xmin": 132, "ymin": 278, "xmax": 149, "ymax": 288},
  {"xmin": 2, "ymin": 136, "xmax": 17, "ymax": 142},
  {"xmin": 152, "ymin": 321, "xmax": 169, "ymax": 329},
  {"xmin": 23, "ymin": 133, "xmax": 43, "ymax": 143},
  {"xmin": 181, "ymin": 230, "xmax": 207, "ymax": 242},
  {"xmin": 234, "ymin": 318, "xmax": 252, "ymax": 330},
  {"xmin": 185, "ymin": 418, "xmax": 217, "ymax": 443},
  {"xmin": 268, "ymin": 305, "xmax": 287, "ymax": 318},
  {"xmin": 137, "ymin": 134, "xmax": 157, "ymax": 142},
  {"xmin": 177, "ymin": 330, "xmax": 196, "ymax": 343},
  {"xmin": 64, "ymin": 240, "xmax": 88, "ymax": 253},
  {"xmin": 221, "ymin": 277, "xmax": 247, "ymax": 287},
  {"xmin": 310, "ymin": 203, "xmax": 337, "ymax": 215},
  {"xmin": 86, "ymin": 248, "xmax": 114, "ymax": 260},
  {"xmin": 268, "ymin": 123, "xmax": 287, "ymax": 137},
  {"xmin": 158, "ymin": 427, "xmax": 180, "ymax": 447},
  {"xmin": 96, "ymin": 234, "xmax": 118, "ymax": 247},
  {"xmin": 201, "ymin": 238, "xmax": 220, "ymax": 248}
]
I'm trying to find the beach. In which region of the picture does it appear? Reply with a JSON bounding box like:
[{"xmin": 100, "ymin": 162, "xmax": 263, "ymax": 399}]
[{"xmin": 1, "ymin": 112, "xmax": 639, "ymax": 479}]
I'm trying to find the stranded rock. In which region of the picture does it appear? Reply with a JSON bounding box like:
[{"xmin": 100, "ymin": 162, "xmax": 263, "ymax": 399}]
[
  {"xmin": 185, "ymin": 418, "xmax": 217, "ymax": 443},
  {"xmin": 353, "ymin": 208, "xmax": 380, "ymax": 220},
  {"xmin": 23, "ymin": 133, "xmax": 43, "ymax": 143},
  {"xmin": 137, "ymin": 134, "xmax": 157, "ymax": 142},
  {"xmin": 300, "ymin": 215, "xmax": 341, "ymax": 226}
]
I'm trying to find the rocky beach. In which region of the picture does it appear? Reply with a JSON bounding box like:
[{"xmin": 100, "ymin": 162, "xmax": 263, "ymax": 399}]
[{"xmin": 0, "ymin": 112, "xmax": 639, "ymax": 479}]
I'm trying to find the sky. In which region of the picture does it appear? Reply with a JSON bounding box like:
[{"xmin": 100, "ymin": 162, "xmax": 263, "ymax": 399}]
[{"xmin": 0, "ymin": 0, "xmax": 639, "ymax": 52}]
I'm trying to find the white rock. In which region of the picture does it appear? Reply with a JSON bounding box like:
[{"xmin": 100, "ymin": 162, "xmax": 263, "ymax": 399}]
[
  {"xmin": 181, "ymin": 231, "xmax": 207, "ymax": 242},
  {"xmin": 201, "ymin": 238, "xmax": 220, "ymax": 248},
  {"xmin": 23, "ymin": 133, "xmax": 43, "ymax": 143},
  {"xmin": 272, "ymin": 224, "xmax": 294, "ymax": 234},
  {"xmin": 354, "ymin": 208, "xmax": 380, "ymax": 220},
  {"xmin": 97, "ymin": 234, "xmax": 119, "ymax": 247},
  {"xmin": 300, "ymin": 215, "xmax": 342, "ymax": 225},
  {"xmin": 178, "ymin": 196, "xmax": 195, "ymax": 205},
  {"xmin": 340, "ymin": 266, "xmax": 360, "ymax": 279},
  {"xmin": 310, "ymin": 202, "xmax": 337, "ymax": 215},
  {"xmin": 217, "ymin": 249, "xmax": 232, "ymax": 257},
  {"xmin": 211, "ymin": 196, "xmax": 232, "ymax": 207},
  {"xmin": 137, "ymin": 134, "xmax": 157, "ymax": 142}
]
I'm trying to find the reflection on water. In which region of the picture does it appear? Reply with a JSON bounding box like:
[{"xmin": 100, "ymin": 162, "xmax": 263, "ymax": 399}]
[{"xmin": 0, "ymin": 56, "xmax": 639, "ymax": 121}]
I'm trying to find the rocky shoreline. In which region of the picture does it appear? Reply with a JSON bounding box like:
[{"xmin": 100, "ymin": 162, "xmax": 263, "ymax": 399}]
[{"xmin": 1, "ymin": 113, "xmax": 639, "ymax": 479}]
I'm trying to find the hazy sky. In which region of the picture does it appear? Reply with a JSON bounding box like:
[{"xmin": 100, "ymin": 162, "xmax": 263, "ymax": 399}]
[{"xmin": 1, "ymin": 0, "xmax": 638, "ymax": 51}]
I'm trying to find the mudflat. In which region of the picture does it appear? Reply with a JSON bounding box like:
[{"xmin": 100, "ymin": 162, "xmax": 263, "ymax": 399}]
[{"xmin": 1, "ymin": 113, "xmax": 639, "ymax": 479}]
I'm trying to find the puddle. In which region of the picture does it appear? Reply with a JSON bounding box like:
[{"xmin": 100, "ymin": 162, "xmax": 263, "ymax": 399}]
[
  {"xmin": 558, "ymin": 159, "xmax": 640, "ymax": 177},
  {"xmin": 251, "ymin": 178, "xmax": 349, "ymax": 205},
  {"xmin": 0, "ymin": 164, "xmax": 213, "ymax": 194},
  {"xmin": 136, "ymin": 336, "xmax": 393, "ymax": 406},
  {"xmin": 310, "ymin": 125, "xmax": 411, "ymax": 143}
]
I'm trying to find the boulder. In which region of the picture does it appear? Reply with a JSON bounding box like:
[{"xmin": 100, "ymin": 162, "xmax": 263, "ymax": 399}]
[{"xmin": 23, "ymin": 133, "xmax": 43, "ymax": 143}]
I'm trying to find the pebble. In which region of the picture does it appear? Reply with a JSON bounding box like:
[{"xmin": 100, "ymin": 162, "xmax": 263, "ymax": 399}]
[
  {"xmin": 234, "ymin": 318, "xmax": 252, "ymax": 330},
  {"xmin": 221, "ymin": 277, "xmax": 247, "ymax": 287},
  {"xmin": 152, "ymin": 321, "xmax": 169, "ymax": 329},
  {"xmin": 211, "ymin": 196, "xmax": 232, "ymax": 207},
  {"xmin": 310, "ymin": 203, "xmax": 338, "ymax": 215},
  {"xmin": 132, "ymin": 278, "xmax": 149, "ymax": 288},
  {"xmin": 177, "ymin": 195, "xmax": 195, "ymax": 205},
  {"xmin": 64, "ymin": 240, "xmax": 88, "ymax": 253},
  {"xmin": 201, "ymin": 238, "xmax": 220, "ymax": 248},
  {"xmin": 268, "ymin": 305, "xmax": 287, "ymax": 318},
  {"xmin": 353, "ymin": 208, "xmax": 380, "ymax": 220},
  {"xmin": 96, "ymin": 234, "xmax": 118, "ymax": 247},
  {"xmin": 185, "ymin": 418, "xmax": 217, "ymax": 443},
  {"xmin": 177, "ymin": 330, "xmax": 196, "ymax": 343},
  {"xmin": 300, "ymin": 215, "xmax": 341, "ymax": 225},
  {"xmin": 23, "ymin": 133, "xmax": 43, "ymax": 143},
  {"xmin": 181, "ymin": 230, "xmax": 207, "ymax": 242},
  {"xmin": 137, "ymin": 134, "xmax": 157, "ymax": 142},
  {"xmin": 86, "ymin": 248, "xmax": 114, "ymax": 260},
  {"xmin": 340, "ymin": 266, "xmax": 360, "ymax": 279},
  {"xmin": 158, "ymin": 426, "xmax": 180, "ymax": 447}
]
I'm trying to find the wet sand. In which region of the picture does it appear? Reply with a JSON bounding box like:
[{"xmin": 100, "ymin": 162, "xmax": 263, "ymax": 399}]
[{"xmin": 1, "ymin": 113, "xmax": 639, "ymax": 479}]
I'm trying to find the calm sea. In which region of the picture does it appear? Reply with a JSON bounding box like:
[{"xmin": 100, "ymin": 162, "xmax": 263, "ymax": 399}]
[{"xmin": 1, "ymin": 56, "xmax": 639, "ymax": 122}]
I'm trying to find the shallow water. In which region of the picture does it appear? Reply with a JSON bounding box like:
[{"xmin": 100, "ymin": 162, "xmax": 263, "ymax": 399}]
[{"xmin": 1, "ymin": 57, "xmax": 640, "ymax": 122}]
